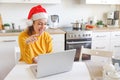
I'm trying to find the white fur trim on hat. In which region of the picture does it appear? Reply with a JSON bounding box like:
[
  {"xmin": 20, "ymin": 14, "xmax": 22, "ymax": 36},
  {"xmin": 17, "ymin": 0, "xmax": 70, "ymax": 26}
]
[
  {"xmin": 26, "ymin": 19, "xmax": 33, "ymax": 26},
  {"xmin": 32, "ymin": 12, "xmax": 48, "ymax": 20}
]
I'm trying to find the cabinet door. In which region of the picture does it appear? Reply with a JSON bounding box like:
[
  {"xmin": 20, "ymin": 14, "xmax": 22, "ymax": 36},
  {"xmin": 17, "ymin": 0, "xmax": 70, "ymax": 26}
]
[
  {"xmin": 92, "ymin": 31, "xmax": 110, "ymax": 51},
  {"xmin": 110, "ymin": 31, "xmax": 120, "ymax": 57},
  {"xmin": 86, "ymin": 0, "xmax": 102, "ymax": 4},
  {"xmin": 92, "ymin": 40, "xmax": 110, "ymax": 51},
  {"xmin": 28, "ymin": 0, "xmax": 61, "ymax": 4},
  {"xmin": 92, "ymin": 31, "xmax": 110, "ymax": 41},
  {"xmin": 0, "ymin": 0, "xmax": 61, "ymax": 4},
  {"xmin": 111, "ymin": 31, "xmax": 120, "ymax": 41},
  {"xmin": 0, "ymin": 36, "xmax": 18, "ymax": 80},
  {"xmin": 107, "ymin": 0, "xmax": 120, "ymax": 4},
  {"xmin": 51, "ymin": 34, "xmax": 64, "ymax": 52},
  {"xmin": 110, "ymin": 41, "xmax": 120, "ymax": 57},
  {"xmin": 0, "ymin": 0, "xmax": 20, "ymax": 3},
  {"xmin": 86, "ymin": 0, "xmax": 120, "ymax": 4}
]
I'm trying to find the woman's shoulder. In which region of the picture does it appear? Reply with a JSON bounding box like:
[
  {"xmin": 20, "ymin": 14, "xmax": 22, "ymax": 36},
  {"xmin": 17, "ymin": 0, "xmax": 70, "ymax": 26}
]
[
  {"xmin": 18, "ymin": 29, "xmax": 29, "ymax": 37},
  {"xmin": 43, "ymin": 31, "xmax": 51, "ymax": 36}
]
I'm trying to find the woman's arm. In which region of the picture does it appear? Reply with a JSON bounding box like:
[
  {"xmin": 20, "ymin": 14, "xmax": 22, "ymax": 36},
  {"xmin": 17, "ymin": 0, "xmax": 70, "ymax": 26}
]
[{"xmin": 18, "ymin": 32, "xmax": 35, "ymax": 64}]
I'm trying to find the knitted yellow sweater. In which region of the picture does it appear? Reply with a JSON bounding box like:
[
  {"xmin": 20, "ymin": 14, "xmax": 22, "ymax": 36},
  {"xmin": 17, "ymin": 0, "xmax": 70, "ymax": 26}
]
[{"xmin": 18, "ymin": 31, "xmax": 53, "ymax": 64}]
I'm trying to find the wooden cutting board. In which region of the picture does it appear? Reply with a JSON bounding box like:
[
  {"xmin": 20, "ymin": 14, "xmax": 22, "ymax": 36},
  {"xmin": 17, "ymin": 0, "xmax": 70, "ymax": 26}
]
[{"xmin": 0, "ymin": 14, "xmax": 3, "ymax": 30}]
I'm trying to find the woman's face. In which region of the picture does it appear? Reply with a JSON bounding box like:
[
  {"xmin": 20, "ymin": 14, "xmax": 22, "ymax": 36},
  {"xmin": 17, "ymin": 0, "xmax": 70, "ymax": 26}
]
[{"xmin": 33, "ymin": 19, "xmax": 47, "ymax": 34}]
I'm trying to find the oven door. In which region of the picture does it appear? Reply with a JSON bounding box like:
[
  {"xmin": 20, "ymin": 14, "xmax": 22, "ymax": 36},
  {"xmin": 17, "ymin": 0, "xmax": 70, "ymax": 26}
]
[{"xmin": 66, "ymin": 41, "xmax": 91, "ymax": 61}]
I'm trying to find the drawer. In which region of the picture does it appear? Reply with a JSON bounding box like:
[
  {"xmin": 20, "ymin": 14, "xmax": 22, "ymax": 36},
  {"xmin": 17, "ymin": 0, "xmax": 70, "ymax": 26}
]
[
  {"xmin": 92, "ymin": 32, "xmax": 110, "ymax": 41},
  {"xmin": 110, "ymin": 41, "xmax": 120, "ymax": 57},
  {"xmin": 0, "ymin": 36, "xmax": 18, "ymax": 42},
  {"xmin": 111, "ymin": 31, "xmax": 120, "ymax": 40},
  {"xmin": 92, "ymin": 40, "xmax": 110, "ymax": 51}
]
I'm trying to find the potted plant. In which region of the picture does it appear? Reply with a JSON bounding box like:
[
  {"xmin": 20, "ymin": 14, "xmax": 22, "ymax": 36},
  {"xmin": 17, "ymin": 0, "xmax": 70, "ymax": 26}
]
[
  {"xmin": 3, "ymin": 23, "xmax": 10, "ymax": 30},
  {"xmin": 96, "ymin": 20, "xmax": 104, "ymax": 28}
]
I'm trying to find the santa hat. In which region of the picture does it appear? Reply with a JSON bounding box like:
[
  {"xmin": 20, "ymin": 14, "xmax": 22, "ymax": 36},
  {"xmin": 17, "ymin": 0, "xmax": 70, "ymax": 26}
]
[{"xmin": 26, "ymin": 5, "xmax": 48, "ymax": 26}]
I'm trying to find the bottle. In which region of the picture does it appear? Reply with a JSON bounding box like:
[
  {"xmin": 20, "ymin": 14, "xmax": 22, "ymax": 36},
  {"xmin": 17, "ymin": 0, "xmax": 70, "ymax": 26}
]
[
  {"xmin": 12, "ymin": 23, "xmax": 15, "ymax": 30},
  {"xmin": 0, "ymin": 14, "xmax": 3, "ymax": 30}
]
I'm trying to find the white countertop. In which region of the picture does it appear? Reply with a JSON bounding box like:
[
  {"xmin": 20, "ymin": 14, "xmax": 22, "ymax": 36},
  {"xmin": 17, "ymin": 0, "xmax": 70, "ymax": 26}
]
[{"xmin": 4, "ymin": 62, "xmax": 91, "ymax": 80}]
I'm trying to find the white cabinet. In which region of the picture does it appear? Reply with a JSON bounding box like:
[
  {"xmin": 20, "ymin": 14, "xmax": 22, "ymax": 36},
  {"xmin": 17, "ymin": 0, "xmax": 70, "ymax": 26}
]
[
  {"xmin": 0, "ymin": 36, "xmax": 18, "ymax": 80},
  {"xmin": 51, "ymin": 34, "xmax": 65, "ymax": 52},
  {"xmin": 92, "ymin": 31, "xmax": 120, "ymax": 58},
  {"xmin": 86, "ymin": 0, "xmax": 120, "ymax": 4},
  {"xmin": 92, "ymin": 31, "xmax": 111, "ymax": 51},
  {"xmin": 0, "ymin": 0, "xmax": 61, "ymax": 4},
  {"xmin": 110, "ymin": 31, "xmax": 120, "ymax": 57}
]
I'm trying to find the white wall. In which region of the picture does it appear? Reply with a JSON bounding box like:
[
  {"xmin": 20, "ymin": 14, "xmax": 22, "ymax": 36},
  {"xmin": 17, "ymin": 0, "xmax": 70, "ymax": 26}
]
[{"xmin": 0, "ymin": 0, "xmax": 115, "ymax": 29}]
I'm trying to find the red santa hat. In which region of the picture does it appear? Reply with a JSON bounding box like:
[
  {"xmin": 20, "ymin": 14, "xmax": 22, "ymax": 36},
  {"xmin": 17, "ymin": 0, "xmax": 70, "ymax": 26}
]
[{"xmin": 26, "ymin": 5, "xmax": 48, "ymax": 26}]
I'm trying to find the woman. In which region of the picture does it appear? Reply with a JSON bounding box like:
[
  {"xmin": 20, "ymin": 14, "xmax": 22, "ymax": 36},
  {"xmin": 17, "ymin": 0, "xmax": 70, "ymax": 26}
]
[{"xmin": 18, "ymin": 5, "xmax": 53, "ymax": 64}]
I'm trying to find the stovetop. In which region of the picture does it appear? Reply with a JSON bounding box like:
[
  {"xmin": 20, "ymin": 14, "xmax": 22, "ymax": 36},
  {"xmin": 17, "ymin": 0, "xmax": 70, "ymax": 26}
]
[
  {"xmin": 60, "ymin": 27, "xmax": 92, "ymax": 40},
  {"xmin": 60, "ymin": 27, "xmax": 88, "ymax": 32}
]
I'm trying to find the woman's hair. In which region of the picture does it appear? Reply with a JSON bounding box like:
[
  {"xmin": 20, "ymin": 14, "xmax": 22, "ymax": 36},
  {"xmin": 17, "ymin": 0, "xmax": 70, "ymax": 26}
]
[
  {"xmin": 27, "ymin": 21, "xmax": 35, "ymax": 36},
  {"xmin": 27, "ymin": 26, "xmax": 34, "ymax": 36}
]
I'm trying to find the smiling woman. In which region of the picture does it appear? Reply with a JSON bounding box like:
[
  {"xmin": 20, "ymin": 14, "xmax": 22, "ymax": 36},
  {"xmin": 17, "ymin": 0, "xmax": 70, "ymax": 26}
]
[{"xmin": 18, "ymin": 5, "xmax": 53, "ymax": 64}]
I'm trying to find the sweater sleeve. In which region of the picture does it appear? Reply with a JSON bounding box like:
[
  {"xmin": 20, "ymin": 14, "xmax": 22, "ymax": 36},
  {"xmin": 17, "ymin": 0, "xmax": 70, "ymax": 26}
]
[{"xmin": 18, "ymin": 32, "xmax": 34, "ymax": 64}]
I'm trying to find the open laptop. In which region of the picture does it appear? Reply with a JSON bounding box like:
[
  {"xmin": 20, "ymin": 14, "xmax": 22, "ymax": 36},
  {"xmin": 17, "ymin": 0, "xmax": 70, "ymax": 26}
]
[{"xmin": 30, "ymin": 49, "xmax": 76, "ymax": 79}]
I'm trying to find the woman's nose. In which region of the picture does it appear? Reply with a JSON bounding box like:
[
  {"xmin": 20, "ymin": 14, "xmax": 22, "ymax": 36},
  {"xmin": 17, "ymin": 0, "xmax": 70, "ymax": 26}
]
[{"xmin": 40, "ymin": 25, "xmax": 46, "ymax": 29}]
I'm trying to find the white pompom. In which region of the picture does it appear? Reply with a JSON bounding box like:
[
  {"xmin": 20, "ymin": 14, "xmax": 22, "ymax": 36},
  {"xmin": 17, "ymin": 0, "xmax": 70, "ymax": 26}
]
[{"xmin": 26, "ymin": 19, "xmax": 33, "ymax": 26}]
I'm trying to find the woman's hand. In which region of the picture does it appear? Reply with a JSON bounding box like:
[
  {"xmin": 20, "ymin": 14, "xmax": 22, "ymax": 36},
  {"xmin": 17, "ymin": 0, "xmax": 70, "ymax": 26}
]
[
  {"xmin": 26, "ymin": 26, "xmax": 45, "ymax": 44},
  {"xmin": 26, "ymin": 34, "xmax": 39, "ymax": 44},
  {"xmin": 33, "ymin": 56, "xmax": 38, "ymax": 63}
]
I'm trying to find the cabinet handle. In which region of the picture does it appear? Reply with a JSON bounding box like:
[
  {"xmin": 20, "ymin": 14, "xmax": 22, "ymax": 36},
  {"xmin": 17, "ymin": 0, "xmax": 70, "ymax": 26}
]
[
  {"xmin": 96, "ymin": 47, "xmax": 105, "ymax": 49},
  {"xmin": 115, "ymin": 35, "xmax": 120, "ymax": 37},
  {"xmin": 114, "ymin": 45, "xmax": 120, "ymax": 48},
  {"xmin": 96, "ymin": 35, "xmax": 106, "ymax": 38},
  {"xmin": 0, "ymin": 40, "xmax": 16, "ymax": 42}
]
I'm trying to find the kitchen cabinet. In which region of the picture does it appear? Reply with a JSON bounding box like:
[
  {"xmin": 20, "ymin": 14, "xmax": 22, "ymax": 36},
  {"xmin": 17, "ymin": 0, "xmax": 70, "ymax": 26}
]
[
  {"xmin": 85, "ymin": 0, "xmax": 120, "ymax": 4},
  {"xmin": 51, "ymin": 34, "xmax": 65, "ymax": 52},
  {"xmin": 0, "ymin": 36, "xmax": 18, "ymax": 80},
  {"xmin": 92, "ymin": 31, "xmax": 111, "ymax": 51},
  {"xmin": 0, "ymin": 0, "xmax": 61, "ymax": 4},
  {"xmin": 92, "ymin": 31, "xmax": 120, "ymax": 58},
  {"xmin": 110, "ymin": 31, "xmax": 120, "ymax": 57}
]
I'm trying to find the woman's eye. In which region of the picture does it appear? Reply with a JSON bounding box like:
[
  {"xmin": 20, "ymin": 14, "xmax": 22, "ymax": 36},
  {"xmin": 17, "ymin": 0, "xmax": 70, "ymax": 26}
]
[
  {"xmin": 38, "ymin": 23, "xmax": 42, "ymax": 25},
  {"xmin": 38, "ymin": 23, "xmax": 47, "ymax": 26}
]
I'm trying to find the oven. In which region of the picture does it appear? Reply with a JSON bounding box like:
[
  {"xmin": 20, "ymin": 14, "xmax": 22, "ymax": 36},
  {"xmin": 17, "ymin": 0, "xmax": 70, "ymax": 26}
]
[
  {"xmin": 61, "ymin": 27, "xmax": 92, "ymax": 61},
  {"xmin": 66, "ymin": 38, "xmax": 92, "ymax": 61}
]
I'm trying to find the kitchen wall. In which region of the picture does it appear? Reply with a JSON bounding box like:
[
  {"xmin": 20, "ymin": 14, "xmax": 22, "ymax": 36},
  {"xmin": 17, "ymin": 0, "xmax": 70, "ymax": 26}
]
[{"xmin": 0, "ymin": 0, "xmax": 117, "ymax": 29}]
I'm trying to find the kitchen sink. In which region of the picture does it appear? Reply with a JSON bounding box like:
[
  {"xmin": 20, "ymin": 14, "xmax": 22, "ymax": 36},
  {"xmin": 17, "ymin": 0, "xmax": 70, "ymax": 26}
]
[{"xmin": 0, "ymin": 29, "xmax": 23, "ymax": 33}]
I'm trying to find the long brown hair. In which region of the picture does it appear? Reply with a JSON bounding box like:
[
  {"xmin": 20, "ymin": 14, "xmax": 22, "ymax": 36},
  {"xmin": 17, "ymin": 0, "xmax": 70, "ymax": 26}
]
[
  {"xmin": 27, "ymin": 26, "xmax": 34, "ymax": 36},
  {"xmin": 27, "ymin": 21, "xmax": 35, "ymax": 36}
]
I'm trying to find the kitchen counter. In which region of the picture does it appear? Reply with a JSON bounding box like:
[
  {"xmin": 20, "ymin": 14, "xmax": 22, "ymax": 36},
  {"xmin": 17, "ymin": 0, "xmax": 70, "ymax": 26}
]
[
  {"xmin": 1, "ymin": 27, "xmax": 120, "ymax": 36},
  {"xmin": 0, "ymin": 32, "xmax": 20, "ymax": 36},
  {"xmin": 0, "ymin": 28, "xmax": 66, "ymax": 36},
  {"xmin": 46, "ymin": 28, "xmax": 66, "ymax": 34},
  {"xmin": 91, "ymin": 27, "xmax": 120, "ymax": 32}
]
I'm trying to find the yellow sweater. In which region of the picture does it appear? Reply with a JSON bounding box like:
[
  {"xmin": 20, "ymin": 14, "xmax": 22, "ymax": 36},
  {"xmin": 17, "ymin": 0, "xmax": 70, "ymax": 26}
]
[{"xmin": 18, "ymin": 31, "xmax": 53, "ymax": 64}]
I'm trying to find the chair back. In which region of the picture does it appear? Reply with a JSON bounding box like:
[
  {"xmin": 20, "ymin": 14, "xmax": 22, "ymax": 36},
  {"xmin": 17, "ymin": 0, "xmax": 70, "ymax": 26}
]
[
  {"xmin": 80, "ymin": 46, "xmax": 114, "ymax": 80},
  {"xmin": 14, "ymin": 46, "xmax": 20, "ymax": 64},
  {"xmin": 79, "ymin": 46, "xmax": 113, "ymax": 62}
]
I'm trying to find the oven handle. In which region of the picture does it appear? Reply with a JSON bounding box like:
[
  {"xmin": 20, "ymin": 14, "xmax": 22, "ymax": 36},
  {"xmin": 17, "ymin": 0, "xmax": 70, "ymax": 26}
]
[{"xmin": 66, "ymin": 41, "xmax": 91, "ymax": 44}]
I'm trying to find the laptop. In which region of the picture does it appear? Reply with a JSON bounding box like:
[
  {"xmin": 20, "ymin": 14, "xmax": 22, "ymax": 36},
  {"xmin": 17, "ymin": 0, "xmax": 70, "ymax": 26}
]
[{"xmin": 30, "ymin": 49, "xmax": 76, "ymax": 79}]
